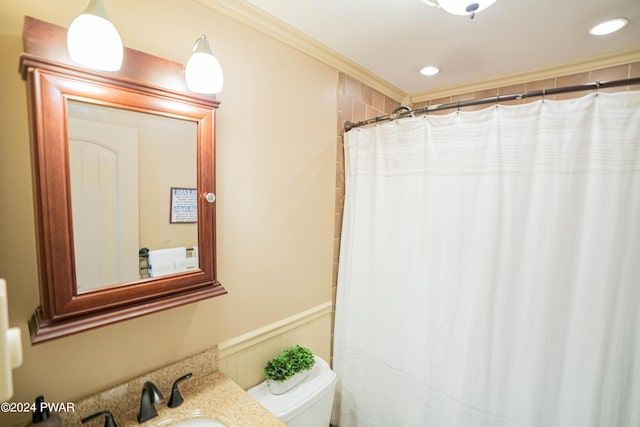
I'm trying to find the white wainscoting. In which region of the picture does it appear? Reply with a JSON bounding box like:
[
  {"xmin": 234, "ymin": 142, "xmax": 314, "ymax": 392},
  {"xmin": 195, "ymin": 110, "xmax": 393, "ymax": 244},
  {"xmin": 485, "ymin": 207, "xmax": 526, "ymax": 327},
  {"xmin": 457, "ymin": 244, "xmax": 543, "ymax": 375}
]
[{"xmin": 218, "ymin": 301, "xmax": 333, "ymax": 389}]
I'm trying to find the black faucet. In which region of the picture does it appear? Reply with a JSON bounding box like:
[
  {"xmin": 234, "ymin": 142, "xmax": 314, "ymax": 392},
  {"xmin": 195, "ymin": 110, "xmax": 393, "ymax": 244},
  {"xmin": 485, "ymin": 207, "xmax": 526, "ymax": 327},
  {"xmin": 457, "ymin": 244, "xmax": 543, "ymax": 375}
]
[{"xmin": 137, "ymin": 381, "xmax": 163, "ymax": 423}]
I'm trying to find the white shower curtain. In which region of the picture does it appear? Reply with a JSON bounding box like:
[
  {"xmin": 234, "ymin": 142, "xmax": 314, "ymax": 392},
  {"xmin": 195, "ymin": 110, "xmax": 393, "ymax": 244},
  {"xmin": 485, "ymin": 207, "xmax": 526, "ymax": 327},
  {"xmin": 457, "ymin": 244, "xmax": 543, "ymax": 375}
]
[{"xmin": 332, "ymin": 92, "xmax": 640, "ymax": 427}]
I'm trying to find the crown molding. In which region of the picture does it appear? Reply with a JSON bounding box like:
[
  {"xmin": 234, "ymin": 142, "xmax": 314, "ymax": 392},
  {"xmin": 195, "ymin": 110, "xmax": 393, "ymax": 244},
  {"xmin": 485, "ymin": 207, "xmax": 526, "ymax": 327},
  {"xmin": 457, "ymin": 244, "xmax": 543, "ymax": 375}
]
[
  {"xmin": 409, "ymin": 49, "xmax": 640, "ymax": 104},
  {"xmin": 196, "ymin": 1, "xmax": 639, "ymax": 107},
  {"xmin": 196, "ymin": 0, "xmax": 407, "ymax": 102}
]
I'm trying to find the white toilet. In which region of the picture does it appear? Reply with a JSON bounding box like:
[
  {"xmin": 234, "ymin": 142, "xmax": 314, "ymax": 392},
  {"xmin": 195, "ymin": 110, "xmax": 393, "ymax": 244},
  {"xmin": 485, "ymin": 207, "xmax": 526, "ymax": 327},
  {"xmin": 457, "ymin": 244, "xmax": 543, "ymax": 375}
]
[{"xmin": 248, "ymin": 355, "xmax": 337, "ymax": 427}]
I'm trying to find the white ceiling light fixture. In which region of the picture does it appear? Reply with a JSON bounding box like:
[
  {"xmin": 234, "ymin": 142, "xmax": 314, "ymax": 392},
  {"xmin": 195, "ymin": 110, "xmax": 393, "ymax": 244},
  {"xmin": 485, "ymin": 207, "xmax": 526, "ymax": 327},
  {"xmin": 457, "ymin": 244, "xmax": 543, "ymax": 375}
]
[
  {"xmin": 589, "ymin": 18, "xmax": 628, "ymax": 36},
  {"xmin": 67, "ymin": 0, "xmax": 123, "ymax": 71},
  {"xmin": 422, "ymin": 0, "xmax": 497, "ymax": 19},
  {"xmin": 420, "ymin": 66, "xmax": 440, "ymax": 76},
  {"xmin": 185, "ymin": 34, "xmax": 224, "ymax": 94}
]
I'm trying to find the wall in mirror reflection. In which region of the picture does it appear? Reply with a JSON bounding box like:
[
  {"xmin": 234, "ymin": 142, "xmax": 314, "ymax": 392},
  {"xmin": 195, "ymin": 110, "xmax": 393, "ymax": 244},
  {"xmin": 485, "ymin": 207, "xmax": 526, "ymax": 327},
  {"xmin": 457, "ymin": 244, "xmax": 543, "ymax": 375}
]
[{"xmin": 67, "ymin": 100, "xmax": 198, "ymax": 293}]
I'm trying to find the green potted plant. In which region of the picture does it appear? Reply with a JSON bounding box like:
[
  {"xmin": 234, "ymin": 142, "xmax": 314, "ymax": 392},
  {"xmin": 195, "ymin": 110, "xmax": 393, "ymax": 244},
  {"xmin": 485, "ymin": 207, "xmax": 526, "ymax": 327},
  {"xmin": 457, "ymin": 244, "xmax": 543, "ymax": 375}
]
[{"xmin": 264, "ymin": 345, "xmax": 316, "ymax": 394}]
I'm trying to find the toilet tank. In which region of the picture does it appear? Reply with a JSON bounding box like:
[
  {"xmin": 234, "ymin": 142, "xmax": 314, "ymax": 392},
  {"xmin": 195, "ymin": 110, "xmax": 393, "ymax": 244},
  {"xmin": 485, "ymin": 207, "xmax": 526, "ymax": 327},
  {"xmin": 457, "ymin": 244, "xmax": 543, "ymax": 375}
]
[{"xmin": 248, "ymin": 355, "xmax": 337, "ymax": 427}]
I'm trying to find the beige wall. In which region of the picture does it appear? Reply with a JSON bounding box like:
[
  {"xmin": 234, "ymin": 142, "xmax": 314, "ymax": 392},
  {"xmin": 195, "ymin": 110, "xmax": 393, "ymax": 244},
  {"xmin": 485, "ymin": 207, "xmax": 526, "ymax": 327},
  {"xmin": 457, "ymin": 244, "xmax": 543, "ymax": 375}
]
[{"xmin": 0, "ymin": 0, "xmax": 336, "ymax": 424}]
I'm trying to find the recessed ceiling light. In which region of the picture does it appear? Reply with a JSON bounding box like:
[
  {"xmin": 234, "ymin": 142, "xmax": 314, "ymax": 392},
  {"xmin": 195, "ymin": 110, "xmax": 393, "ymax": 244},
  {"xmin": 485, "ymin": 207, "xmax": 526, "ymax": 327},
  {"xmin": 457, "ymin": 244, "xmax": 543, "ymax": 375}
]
[
  {"xmin": 589, "ymin": 18, "xmax": 628, "ymax": 36},
  {"xmin": 420, "ymin": 66, "xmax": 440, "ymax": 76}
]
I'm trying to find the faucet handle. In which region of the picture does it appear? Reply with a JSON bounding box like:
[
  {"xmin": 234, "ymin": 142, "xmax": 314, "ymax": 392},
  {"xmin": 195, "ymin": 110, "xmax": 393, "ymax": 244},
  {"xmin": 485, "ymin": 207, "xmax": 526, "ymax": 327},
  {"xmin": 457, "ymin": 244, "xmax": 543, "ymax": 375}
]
[
  {"xmin": 168, "ymin": 372, "xmax": 193, "ymax": 408},
  {"xmin": 82, "ymin": 410, "xmax": 118, "ymax": 427}
]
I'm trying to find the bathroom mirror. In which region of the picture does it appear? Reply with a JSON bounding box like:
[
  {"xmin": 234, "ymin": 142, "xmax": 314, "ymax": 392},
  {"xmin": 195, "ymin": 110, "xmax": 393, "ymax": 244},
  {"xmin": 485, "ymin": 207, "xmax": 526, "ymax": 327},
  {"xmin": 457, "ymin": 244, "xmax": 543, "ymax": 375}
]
[
  {"xmin": 67, "ymin": 100, "xmax": 199, "ymax": 291},
  {"xmin": 20, "ymin": 16, "xmax": 226, "ymax": 344}
]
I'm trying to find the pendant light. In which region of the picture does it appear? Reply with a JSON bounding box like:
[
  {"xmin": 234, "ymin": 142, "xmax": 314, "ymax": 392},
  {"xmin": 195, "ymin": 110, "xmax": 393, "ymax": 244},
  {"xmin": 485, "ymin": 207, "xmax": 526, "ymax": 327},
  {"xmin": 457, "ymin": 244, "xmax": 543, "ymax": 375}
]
[
  {"xmin": 67, "ymin": 0, "xmax": 123, "ymax": 71},
  {"xmin": 185, "ymin": 35, "xmax": 224, "ymax": 94},
  {"xmin": 423, "ymin": 0, "xmax": 497, "ymax": 19}
]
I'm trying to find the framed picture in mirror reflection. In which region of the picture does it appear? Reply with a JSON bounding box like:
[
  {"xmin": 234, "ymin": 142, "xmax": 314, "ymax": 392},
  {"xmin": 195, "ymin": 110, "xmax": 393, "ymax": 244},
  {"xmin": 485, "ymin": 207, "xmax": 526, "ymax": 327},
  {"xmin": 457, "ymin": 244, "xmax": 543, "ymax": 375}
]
[{"xmin": 170, "ymin": 187, "xmax": 197, "ymax": 223}]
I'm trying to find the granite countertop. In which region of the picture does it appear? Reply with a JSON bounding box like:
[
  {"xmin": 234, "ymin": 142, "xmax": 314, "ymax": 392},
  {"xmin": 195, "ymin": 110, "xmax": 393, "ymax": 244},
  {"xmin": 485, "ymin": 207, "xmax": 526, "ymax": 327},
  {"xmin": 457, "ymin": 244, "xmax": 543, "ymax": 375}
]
[
  {"xmin": 113, "ymin": 370, "xmax": 285, "ymax": 427},
  {"xmin": 58, "ymin": 346, "xmax": 285, "ymax": 427}
]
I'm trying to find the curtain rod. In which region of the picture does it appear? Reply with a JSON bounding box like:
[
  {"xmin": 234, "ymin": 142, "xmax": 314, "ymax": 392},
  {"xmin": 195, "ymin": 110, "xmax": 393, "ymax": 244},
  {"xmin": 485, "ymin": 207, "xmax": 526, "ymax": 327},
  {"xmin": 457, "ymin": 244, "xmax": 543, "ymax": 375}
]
[{"xmin": 344, "ymin": 77, "xmax": 640, "ymax": 132}]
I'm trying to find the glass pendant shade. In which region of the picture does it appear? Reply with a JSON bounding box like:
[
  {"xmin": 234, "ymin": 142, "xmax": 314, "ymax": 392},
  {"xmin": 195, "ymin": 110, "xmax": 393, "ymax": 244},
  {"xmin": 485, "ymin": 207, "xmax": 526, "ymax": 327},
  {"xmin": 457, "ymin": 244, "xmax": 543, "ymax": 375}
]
[
  {"xmin": 67, "ymin": 0, "xmax": 123, "ymax": 71},
  {"xmin": 185, "ymin": 35, "xmax": 224, "ymax": 94},
  {"xmin": 436, "ymin": 0, "xmax": 497, "ymax": 16}
]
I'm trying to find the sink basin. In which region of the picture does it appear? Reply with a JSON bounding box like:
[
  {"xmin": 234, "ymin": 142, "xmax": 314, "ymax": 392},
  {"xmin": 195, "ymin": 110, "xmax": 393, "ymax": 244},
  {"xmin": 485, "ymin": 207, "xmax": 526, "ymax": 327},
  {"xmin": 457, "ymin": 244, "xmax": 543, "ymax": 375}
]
[{"xmin": 171, "ymin": 419, "xmax": 226, "ymax": 427}]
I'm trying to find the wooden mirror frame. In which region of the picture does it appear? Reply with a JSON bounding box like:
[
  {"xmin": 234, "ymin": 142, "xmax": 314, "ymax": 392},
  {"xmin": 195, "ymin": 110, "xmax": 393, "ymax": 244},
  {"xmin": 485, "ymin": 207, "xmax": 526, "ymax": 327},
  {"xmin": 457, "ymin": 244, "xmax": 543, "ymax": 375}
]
[{"xmin": 20, "ymin": 17, "xmax": 226, "ymax": 344}]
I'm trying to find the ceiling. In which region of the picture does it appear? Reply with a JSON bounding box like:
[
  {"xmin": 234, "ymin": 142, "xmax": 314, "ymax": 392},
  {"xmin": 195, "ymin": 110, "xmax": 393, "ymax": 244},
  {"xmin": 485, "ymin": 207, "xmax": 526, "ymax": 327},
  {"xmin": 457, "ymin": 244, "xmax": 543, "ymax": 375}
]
[{"xmin": 242, "ymin": 0, "xmax": 640, "ymax": 97}]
